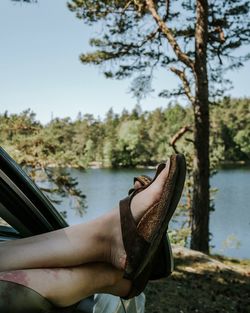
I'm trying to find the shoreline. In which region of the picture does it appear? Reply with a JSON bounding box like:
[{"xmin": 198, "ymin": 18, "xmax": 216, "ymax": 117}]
[{"xmin": 35, "ymin": 160, "xmax": 250, "ymax": 170}]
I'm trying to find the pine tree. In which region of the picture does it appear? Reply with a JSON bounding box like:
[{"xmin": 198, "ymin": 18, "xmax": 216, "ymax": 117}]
[{"xmin": 68, "ymin": 0, "xmax": 250, "ymax": 252}]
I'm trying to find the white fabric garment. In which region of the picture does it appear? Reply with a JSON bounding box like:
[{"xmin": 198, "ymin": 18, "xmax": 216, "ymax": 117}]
[{"xmin": 93, "ymin": 293, "xmax": 145, "ymax": 313}]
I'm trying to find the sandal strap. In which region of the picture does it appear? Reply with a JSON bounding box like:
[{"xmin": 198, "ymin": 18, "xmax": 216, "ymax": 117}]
[
  {"xmin": 133, "ymin": 175, "xmax": 151, "ymax": 186},
  {"xmin": 128, "ymin": 176, "xmax": 151, "ymax": 195},
  {"xmin": 128, "ymin": 163, "xmax": 166, "ymax": 195},
  {"xmin": 119, "ymin": 196, "xmax": 150, "ymax": 279}
]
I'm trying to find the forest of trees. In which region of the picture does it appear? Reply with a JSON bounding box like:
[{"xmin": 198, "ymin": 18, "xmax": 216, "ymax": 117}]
[{"xmin": 1, "ymin": 97, "xmax": 249, "ymax": 169}]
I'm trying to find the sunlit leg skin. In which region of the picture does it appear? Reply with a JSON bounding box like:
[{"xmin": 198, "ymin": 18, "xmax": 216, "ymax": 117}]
[
  {"xmin": 0, "ymin": 216, "xmax": 112, "ymax": 271},
  {"xmin": 0, "ymin": 263, "xmax": 131, "ymax": 307}
]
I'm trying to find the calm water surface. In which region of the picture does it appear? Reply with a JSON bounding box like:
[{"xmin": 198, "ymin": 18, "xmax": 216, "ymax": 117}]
[{"xmin": 58, "ymin": 167, "xmax": 250, "ymax": 259}]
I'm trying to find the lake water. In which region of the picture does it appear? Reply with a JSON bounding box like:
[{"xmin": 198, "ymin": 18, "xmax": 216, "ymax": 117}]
[{"xmin": 57, "ymin": 167, "xmax": 250, "ymax": 259}]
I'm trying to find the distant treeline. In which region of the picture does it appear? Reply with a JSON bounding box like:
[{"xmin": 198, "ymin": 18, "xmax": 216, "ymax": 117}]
[{"xmin": 1, "ymin": 97, "xmax": 249, "ymax": 168}]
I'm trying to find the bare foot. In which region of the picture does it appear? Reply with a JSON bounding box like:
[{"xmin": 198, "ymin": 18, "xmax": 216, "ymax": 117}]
[{"xmin": 108, "ymin": 160, "xmax": 170, "ymax": 270}]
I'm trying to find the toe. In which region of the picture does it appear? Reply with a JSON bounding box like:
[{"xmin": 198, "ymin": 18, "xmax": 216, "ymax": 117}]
[{"xmin": 134, "ymin": 180, "xmax": 143, "ymax": 189}]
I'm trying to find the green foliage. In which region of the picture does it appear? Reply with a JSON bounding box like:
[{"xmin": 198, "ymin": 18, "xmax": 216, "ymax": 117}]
[
  {"xmin": 210, "ymin": 97, "xmax": 250, "ymax": 162},
  {"xmin": 0, "ymin": 110, "xmax": 87, "ymax": 218},
  {"xmin": 1, "ymin": 98, "xmax": 249, "ymax": 170}
]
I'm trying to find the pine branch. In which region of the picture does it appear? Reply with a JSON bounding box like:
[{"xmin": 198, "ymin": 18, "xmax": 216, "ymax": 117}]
[
  {"xmin": 170, "ymin": 67, "xmax": 195, "ymax": 104},
  {"xmin": 165, "ymin": 0, "xmax": 170, "ymax": 20},
  {"xmin": 170, "ymin": 125, "xmax": 193, "ymax": 153},
  {"xmin": 146, "ymin": 0, "xmax": 194, "ymax": 70}
]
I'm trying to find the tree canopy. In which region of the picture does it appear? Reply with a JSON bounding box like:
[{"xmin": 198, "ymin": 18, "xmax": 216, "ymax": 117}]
[{"xmin": 68, "ymin": 0, "xmax": 250, "ymax": 100}]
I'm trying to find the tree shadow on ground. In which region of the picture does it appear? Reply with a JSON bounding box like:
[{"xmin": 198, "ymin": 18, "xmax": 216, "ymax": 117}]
[{"xmin": 145, "ymin": 247, "xmax": 250, "ymax": 313}]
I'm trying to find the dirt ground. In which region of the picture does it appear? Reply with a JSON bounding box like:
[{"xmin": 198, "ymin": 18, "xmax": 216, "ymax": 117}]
[{"xmin": 144, "ymin": 246, "xmax": 250, "ymax": 313}]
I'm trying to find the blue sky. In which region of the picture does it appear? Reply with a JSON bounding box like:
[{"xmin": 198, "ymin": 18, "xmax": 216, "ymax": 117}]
[{"xmin": 0, "ymin": 0, "xmax": 249, "ymax": 124}]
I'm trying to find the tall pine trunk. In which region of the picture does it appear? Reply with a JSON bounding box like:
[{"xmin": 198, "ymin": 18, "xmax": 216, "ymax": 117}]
[{"xmin": 191, "ymin": 0, "xmax": 210, "ymax": 253}]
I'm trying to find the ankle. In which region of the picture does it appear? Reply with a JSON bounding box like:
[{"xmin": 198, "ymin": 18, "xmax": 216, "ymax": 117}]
[
  {"xmin": 92, "ymin": 211, "xmax": 118, "ymax": 264},
  {"xmin": 102, "ymin": 208, "xmax": 127, "ymax": 270}
]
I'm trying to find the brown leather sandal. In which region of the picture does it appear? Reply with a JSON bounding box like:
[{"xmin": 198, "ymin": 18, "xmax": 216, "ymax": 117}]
[
  {"xmin": 120, "ymin": 154, "xmax": 186, "ymax": 299},
  {"xmin": 129, "ymin": 173, "xmax": 173, "ymax": 281}
]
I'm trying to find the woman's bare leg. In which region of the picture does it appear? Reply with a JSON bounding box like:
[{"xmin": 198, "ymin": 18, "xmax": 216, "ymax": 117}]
[
  {"xmin": 0, "ymin": 263, "xmax": 131, "ymax": 307},
  {"xmin": 0, "ymin": 161, "xmax": 170, "ymax": 272},
  {"xmin": 0, "ymin": 216, "xmax": 112, "ymax": 271}
]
